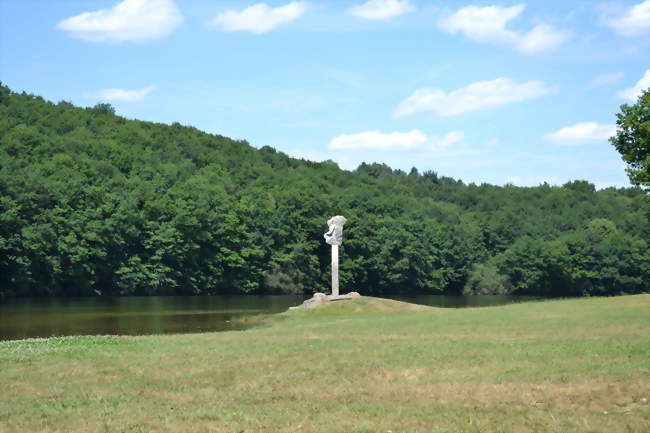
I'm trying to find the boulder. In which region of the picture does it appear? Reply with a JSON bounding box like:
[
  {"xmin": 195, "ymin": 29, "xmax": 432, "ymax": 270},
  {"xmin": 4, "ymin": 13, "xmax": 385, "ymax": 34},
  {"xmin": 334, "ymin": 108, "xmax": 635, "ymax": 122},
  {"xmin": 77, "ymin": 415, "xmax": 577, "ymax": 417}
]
[
  {"xmin": 302, "ymin": 292, "xmax": 328, "ymax": 309},
  {"xmin": 291, "ymin": 291, "xmax": 361, "ymax": 310},
  {"xmin": 327, "ymin": 294, "xmax": 353, "ymax": 301}
]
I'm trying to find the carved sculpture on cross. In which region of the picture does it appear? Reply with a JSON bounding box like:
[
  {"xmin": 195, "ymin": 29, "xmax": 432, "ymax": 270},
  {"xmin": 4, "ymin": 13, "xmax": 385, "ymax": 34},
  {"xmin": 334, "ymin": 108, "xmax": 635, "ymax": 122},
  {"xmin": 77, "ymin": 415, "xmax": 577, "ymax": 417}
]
[{"xmin": 324, "ymin": 215, "xmax": 347, "ymax": 296}]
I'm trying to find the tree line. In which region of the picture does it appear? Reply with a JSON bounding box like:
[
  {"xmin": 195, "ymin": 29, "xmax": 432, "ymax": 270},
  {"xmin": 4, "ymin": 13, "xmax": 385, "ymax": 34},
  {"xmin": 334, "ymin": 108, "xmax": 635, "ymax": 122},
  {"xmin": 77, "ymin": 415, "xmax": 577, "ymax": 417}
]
[{"xmin": 0, "ymin": 84, "xmax": 648, "ymax": 298}]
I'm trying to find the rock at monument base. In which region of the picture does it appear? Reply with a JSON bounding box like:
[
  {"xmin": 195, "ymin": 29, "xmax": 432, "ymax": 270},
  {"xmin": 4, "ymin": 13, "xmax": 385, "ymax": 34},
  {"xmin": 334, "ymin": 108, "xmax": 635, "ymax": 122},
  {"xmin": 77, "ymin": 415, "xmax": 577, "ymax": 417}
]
[
  {"xmin": 291, "ymin": 292, "xmax": 361, "ymax": 310},
  {"xmin": 327, "ymin": 294, "xmax": 353, "ymax": 301},
  {"xmin": 301, "ymin": 292, "xmax": 328, "ymax": 309}
]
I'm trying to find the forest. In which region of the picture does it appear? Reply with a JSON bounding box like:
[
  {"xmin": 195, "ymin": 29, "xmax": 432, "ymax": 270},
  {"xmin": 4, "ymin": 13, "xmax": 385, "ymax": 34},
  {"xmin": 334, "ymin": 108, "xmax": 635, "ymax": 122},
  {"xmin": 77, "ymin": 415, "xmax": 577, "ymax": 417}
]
[{"xmin": 0, "ymin": 83, "xmax": 648, "ymax": 298}]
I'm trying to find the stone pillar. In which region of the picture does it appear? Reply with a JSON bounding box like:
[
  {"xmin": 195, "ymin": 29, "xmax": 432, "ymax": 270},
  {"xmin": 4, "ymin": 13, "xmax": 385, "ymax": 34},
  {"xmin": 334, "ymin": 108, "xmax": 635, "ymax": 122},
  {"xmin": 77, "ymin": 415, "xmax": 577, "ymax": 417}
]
[
  {"xmin": 331, "ymin": 244, "xmax": 339, "ymax": 297},
  {"xmin": 324, "ymin": 215, "xmax": 347, "ymax": 297}
]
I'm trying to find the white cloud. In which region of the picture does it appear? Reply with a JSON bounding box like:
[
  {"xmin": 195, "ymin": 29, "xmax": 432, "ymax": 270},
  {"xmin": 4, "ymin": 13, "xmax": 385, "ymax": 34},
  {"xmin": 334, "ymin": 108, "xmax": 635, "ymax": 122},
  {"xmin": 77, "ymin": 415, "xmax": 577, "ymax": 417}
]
[
  {"xmin": 95, "ymin": 85, "xmax": 156, "ymax": 102},
  {"xmin": 393, "ymin": 77, "xmax": 551, "ymax": 118},
  {"xmin": 438, "ymin": 4, "xmax": 569, "ymax": 54},
  {"xmin": 546, "ymin": 122, "xmax": 616, "ymax": 145},
  {"xmin": 328, "ymin": 130, "xmax": 464, "ymax": 151},
  {"xmin": 289, "ymin": 130, "xmax": 465, "ymax": 171},
  {"xmin": 516, "ymin": 24, "xmax": 570, "ymax": 54},
  {"xmin": 211, "ymin": 2, "xmax": 308, "ymax": 34},
  {"xmin": 617, "ymin": 69, "xmax": 650, "ymax": 101},
  {"xmin": 57, "ymin": 0, "xmax": 183, "ymax": 43},
  {"xmin": 589, "ymin": 72, "xmax": 624, "ymax": 88},
  {"xmin": 348, "ymin": 0, "xmax": 414, "ymax": 20},
  {"xmin": 607, "ymin": 0, "xmax": 650, "ymax": 37},
  {"xmin": 439, "ymin": 4, "xmax": 522, "ymax": 44}
]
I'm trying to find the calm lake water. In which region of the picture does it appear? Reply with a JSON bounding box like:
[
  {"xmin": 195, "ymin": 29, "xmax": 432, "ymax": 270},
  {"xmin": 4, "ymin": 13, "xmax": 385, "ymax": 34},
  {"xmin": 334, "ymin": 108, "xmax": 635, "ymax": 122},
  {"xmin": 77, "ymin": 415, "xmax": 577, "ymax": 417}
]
[{"xmin": 0, "ymin": 295, "xmax": 540, "ymax": 341}]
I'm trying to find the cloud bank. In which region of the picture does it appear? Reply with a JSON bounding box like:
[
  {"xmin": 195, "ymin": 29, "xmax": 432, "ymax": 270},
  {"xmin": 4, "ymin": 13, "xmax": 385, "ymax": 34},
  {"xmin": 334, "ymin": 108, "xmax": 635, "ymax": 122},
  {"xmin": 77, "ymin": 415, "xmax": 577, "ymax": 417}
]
[
  {"xmin": 438, "ymin": 4, "xmax": 569, "ymax": 54},
  {"xmin": 95, "ymin": 85, "xmax": 156, "ymax": 102},
  {"xmin": 347, "ymin": 0, "xmax": 414, "ymax": 20},
  {"xmin": 546, "ymin": 122, "xmax": 616, "ymax": 145},
  {"xmin": 607, "ymin": 0, "xmax": 650, "ymax": 37},
  {"xmin": 328, "ymin": 130, "xmax": 463, "ymax": 151},
  {"xmin": 57, "ymin": 0, "xmax": 183, "ymax": 43},
  {"xmin": 589, "ymin": 72, "xmax": 624, "ymax": 88},
  {"xmin": 394, "ymin": 77, "xmax": 551, "ymax": 118},
  {"xmin": 211, "ymin": 2, "xmax": 308, "ymax": 34},
  {"xmin": 617, "ymin": 69, "xmax": 650, "ymax": 101}
]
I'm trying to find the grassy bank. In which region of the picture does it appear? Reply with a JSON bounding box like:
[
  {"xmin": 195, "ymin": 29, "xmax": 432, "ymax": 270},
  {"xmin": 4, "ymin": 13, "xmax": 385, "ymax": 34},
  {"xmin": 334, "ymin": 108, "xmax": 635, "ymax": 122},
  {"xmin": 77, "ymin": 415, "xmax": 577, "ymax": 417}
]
[{"xmin": 1, "ymin": 295, "xmax": 649, "ymax": 433}]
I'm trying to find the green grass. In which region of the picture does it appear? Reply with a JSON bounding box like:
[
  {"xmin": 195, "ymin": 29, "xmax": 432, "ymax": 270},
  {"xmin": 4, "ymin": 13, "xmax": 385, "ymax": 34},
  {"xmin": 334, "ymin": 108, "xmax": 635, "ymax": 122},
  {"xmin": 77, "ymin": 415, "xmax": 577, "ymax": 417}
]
[{"xmin": 1, "ymin": 295, "xmax": 649, "ymax": 433}]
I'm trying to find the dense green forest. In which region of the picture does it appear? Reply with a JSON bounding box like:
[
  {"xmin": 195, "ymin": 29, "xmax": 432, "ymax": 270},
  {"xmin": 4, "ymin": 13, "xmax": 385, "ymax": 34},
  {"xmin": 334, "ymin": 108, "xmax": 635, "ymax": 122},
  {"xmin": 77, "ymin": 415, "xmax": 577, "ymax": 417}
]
[{"xmin": 0, "ymin": 84, "xmax": 648, "ymax": 298}]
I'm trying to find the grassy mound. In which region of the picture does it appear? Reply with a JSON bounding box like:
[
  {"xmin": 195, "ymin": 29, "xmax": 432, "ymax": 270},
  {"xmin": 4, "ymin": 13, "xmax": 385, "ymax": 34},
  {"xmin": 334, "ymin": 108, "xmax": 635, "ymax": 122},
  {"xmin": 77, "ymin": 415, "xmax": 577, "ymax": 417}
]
[{"xmin": 286, "ymin": 295, "xmax": 439, "ymax": 314}]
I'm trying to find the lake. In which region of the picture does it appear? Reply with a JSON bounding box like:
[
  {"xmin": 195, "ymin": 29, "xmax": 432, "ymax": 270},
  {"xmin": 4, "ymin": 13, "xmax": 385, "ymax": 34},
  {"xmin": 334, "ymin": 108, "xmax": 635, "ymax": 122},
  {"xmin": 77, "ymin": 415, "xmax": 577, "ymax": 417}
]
[{"xmin": 0, "ymin": 295, "xmax": 540, "ymax": 341}]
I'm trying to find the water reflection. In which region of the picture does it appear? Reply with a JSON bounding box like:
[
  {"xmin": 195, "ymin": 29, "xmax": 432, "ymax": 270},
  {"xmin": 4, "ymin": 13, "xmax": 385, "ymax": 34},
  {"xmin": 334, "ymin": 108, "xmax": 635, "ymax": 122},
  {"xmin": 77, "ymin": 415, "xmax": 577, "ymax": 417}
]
[
  {"xmin": 0, "ymin": 295, "xmax": 307, "ymax": 341},
  {"xmin": 0, "ymin": 294, "xmax": 540, "ymax": 341}
]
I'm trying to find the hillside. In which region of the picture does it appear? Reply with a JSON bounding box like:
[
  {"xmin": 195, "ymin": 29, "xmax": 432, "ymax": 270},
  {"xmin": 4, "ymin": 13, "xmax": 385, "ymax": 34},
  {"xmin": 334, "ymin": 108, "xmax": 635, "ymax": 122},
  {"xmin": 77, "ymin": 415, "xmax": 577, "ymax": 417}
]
[{"xmin": 0, "ymin": 84, "xmax": 648, "ymax": 297}]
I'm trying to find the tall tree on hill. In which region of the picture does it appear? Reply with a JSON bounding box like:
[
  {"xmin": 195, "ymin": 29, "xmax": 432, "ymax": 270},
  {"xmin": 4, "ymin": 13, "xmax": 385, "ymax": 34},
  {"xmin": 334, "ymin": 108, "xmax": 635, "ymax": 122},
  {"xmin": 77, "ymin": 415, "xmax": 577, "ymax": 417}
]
[{"xmin": 610, "ymin": 89, "xmax": 650, "ymax": 188}]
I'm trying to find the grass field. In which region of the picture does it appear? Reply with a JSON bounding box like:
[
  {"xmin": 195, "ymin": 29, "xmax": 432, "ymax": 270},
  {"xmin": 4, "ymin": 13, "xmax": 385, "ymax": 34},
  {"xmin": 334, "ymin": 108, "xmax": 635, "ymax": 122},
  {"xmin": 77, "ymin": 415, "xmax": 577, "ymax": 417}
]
[{"xmin": 1, "ymin": 295, "xmax": 649, "ymax": 433}]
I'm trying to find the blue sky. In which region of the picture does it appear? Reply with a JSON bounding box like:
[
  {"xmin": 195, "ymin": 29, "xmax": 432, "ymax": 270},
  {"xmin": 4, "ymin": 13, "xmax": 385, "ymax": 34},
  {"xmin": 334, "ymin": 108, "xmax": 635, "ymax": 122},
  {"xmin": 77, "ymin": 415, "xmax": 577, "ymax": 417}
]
[{"xmin": 1, "ymin": 0, "xmax": 648, "ymax": 188}]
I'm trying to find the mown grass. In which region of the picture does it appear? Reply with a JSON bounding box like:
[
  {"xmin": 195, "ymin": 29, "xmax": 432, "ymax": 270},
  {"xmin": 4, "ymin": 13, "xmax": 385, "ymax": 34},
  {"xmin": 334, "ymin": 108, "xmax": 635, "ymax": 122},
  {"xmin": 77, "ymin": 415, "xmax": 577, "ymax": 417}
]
[{"xmin": 1, "ymin": 295, "xmax": 649, "ymax": 433}]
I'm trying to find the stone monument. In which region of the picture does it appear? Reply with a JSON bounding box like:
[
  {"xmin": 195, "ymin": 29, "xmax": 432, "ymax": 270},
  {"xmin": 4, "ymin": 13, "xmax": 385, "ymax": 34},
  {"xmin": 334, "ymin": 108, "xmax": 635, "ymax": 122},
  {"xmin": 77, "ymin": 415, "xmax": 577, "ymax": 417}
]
[
  {"xmin": 289, "ymin": 215, "xmax": 359, "ymax": 310},
  {"xmin": 324, "ymin": 215, "xmax": 347, "ymax": 297}
]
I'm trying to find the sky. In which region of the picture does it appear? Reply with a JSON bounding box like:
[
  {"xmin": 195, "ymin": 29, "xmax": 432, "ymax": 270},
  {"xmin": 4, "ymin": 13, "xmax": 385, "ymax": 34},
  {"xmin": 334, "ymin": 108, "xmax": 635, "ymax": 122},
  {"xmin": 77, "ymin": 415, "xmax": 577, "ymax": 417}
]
[{"xmin": 1, "ymin": 0, "xmax": 648, "ymax": 188}]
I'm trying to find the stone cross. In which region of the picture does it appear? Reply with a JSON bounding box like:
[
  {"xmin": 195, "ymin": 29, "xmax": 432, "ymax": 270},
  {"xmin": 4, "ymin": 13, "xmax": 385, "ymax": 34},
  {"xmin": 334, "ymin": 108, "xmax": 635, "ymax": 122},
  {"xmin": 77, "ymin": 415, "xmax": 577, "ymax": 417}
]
[{"xmin": 324, "ymin": 215, "xmax": 347, "ymax": 296}]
